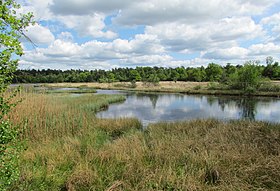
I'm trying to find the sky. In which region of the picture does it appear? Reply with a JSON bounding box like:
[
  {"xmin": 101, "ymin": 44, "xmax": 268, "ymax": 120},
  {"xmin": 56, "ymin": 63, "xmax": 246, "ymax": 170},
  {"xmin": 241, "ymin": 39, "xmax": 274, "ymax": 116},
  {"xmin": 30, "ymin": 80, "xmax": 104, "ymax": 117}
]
[{"xmin": 18, "ymin": 0, "xmax": 280, "ymax": 70}]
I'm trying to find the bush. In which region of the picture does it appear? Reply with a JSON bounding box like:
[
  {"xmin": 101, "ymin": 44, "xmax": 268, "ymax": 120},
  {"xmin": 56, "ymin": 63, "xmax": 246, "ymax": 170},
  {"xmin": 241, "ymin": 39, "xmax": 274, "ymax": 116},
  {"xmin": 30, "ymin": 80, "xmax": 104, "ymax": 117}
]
[
  {"xmin": 130, "ymin": 80, "xmax": 137, "ymax": 88},
  {"xmin": 0, "ymin": 120, "xmax": 21, "ymax": 190},
  {"xmin": 227, "ymin": 62, "xmax": 263, "ymax": 93}
]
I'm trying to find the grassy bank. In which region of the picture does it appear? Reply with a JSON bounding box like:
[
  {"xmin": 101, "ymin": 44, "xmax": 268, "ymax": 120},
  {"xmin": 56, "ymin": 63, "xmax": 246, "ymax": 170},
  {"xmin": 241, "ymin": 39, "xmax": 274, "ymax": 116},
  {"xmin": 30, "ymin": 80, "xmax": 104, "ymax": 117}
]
[
  {"xmin": 7, "ymin": 91, "xmax": 280, "ymax": 190},
  {"xmin": 42, "ymin": 81, "xmax": 280, "ymax": 97}
]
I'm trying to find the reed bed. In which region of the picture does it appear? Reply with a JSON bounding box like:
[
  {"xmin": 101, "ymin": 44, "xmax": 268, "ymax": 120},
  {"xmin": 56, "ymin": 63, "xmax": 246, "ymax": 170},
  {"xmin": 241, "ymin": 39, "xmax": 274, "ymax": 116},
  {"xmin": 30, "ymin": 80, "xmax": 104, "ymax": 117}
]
[{"xmin": 7, "ymin": 91, "xmax": 280, "ymax": 191}]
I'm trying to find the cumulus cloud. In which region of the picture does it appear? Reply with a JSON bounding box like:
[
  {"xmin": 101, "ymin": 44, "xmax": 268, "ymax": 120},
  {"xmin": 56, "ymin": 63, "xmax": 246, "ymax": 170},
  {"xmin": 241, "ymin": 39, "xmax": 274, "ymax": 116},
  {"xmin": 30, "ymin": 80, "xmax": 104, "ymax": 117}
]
[
  {"xmin": 202, "ymin": 47, "xmax": 249, "ymax": 60},
  {"xmin": 261, "ymin": 12, "xmax": 280, "ymax": 44},
  {"xmin": 25, "ymin": 24, "xmax": 55, "ymax": 44},
  {"xmin": 57, "ymin": 32, "xmax": 74, "ymax": 42},
  {"xmin": 248, "ymin": 43, "xmax": 280, "ymax": 56},
  {"xmin": 20, "ymin": 36, "xmax": 168, "ymax": 69},
  {"xmin": 145, "ymin": 16, "xmax": 263, "ymax": 53},
  {"xmin": 19, "ymin": 0, "xmax": 53, "ymax": 21},
  {"xmin": 113, "ymin": 0, "xmax": 275, "ymax": 26},
  {"xmin": 261, "ymin": 12, "xmax": 280, "ymax": 26},
  {"xmin": 18, "ymin": 0, "xmax": 280, "ymax": 70},
  {"xmin": 50, "ymin": 0, "xmax": 133, "ymax": 15},
  {"xmin": 58, "ymin": 13, "xmax": 117, "ymax": 39}
]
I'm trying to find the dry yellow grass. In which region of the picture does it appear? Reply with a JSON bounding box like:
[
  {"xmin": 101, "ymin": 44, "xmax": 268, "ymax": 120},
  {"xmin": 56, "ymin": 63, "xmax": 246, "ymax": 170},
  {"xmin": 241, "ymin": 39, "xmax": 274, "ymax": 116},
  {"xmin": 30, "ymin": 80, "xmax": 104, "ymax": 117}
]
[{"xmin": 44, "ymin": 81, "xmax": 209, "ymax": 91}]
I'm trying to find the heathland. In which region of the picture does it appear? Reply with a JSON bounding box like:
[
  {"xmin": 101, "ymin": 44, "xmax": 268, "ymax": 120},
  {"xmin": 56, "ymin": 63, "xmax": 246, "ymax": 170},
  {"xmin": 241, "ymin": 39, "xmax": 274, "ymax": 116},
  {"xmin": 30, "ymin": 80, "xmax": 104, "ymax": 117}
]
[{"xmin": 7, "ymin": 88, "xmax": 280, "ymax": 190}]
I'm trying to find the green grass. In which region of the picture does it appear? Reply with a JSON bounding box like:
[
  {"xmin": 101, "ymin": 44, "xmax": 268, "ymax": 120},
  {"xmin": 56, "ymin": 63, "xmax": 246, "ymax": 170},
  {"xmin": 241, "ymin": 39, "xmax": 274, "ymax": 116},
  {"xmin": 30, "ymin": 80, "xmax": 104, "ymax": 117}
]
[{"xmin": 8, "ymin": 92, "xmax": 280, "ymax": 190}]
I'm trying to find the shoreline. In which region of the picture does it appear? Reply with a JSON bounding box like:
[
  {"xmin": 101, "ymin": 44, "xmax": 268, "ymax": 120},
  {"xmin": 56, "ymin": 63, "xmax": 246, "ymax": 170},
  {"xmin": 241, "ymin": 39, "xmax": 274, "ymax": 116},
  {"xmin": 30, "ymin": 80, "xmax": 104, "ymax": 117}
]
[{"xmin": 14, "ymin": 81, "xmax": 280, "ymax": 98}]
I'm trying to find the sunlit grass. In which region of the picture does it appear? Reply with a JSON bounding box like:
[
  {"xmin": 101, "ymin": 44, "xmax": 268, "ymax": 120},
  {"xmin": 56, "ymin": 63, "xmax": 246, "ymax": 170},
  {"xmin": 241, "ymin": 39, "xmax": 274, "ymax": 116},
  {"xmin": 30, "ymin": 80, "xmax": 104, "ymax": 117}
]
[{"xmin": 8, "ymin": 91, "xmax": 280, "ymax": 190}]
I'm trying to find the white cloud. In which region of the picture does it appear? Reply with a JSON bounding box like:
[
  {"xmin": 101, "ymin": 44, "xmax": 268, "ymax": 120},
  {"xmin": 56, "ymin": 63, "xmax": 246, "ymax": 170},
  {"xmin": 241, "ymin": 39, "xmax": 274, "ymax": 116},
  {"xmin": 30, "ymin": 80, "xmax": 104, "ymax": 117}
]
[
  {"xmin": 20, "ymin": 0, "xmax": 53, "ymax": 21},
  {"xmin": 50, "ymin": 0, "xmax": 133, "ymax": 15},
  {"xmin": 122, "ymin": 54, "xmax": 172, "ymax": 66},
  {"xmin": 260, "ymin": 12, "xmax": 280, "ymax": 44},
  {"xmin": 20, "ymin": 36, "xmax": 167, "ymax": 69},
  {"xmin": 25, "ymin": 24, "xmax": 55, "ymax": 44},
  {"xmin": 18, "ymin": 0, "xmax": 280, "ymax": 70},
  {"xmin": 112, "ymin": 34, "xmax": 164, "ymax": 54},
  {"xmin": 58, "ymin": 13, "xmax": 117, "ymax": 39},
  {"xmin": 202, "ymin": 47, "xmax": 249, "ymax": 60},
  {"xmin": 57, "ymin": 32, "xmax": 74, "ymax": 42},
  {"xmin": 44, "ymin": 39, "xmax": 81, "ymax": 57},
  {"xmin": 248, "ymin": 43, "xmax": 280, "ymax": 56},
  {"xmin": 113, "ymin": 0, "xmax": 275, "ymax": 26},
  {"xmin": 21, "ymin": 0, "xmax": 117, "ymax": 39},
  {"xmin": 145, "ymin": 16, "xmax": 263, "ymax": 53},
  {"xmin": 261, "ymin": 12, "xmax": 280, "ymax": 26}
]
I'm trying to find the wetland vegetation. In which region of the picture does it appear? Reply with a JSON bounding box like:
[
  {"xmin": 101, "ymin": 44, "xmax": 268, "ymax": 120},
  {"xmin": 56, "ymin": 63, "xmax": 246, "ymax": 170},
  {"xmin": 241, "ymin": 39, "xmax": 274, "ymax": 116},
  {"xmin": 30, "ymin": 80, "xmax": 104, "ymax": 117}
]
[{"xmin": 5, "ymin": 89, "xmax": 280, "ymax": 190}]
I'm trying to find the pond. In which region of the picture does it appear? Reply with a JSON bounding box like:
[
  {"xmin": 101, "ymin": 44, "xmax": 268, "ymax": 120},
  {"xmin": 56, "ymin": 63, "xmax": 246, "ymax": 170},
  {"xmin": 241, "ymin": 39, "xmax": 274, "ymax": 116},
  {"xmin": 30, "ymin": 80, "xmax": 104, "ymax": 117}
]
[{"xmin": 96, "ymin": 90, "xmax": 280, "ymax": 126}]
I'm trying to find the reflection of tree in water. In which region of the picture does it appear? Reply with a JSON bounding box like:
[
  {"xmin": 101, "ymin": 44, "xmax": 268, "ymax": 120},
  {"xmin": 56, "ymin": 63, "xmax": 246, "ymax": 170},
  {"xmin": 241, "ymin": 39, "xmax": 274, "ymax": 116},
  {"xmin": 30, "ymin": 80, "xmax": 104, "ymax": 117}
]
[
  {"xmin": 207, "ymin": 96, "xmax": 217, "ymax": 106},
  {"xmin": 236, "ymin": 98, "xmax": 257, "ymax": 120},
  {"xmin": 214, "ymin": 97, "xmax": 257, "ymax": 120},
  {"xmin": 135, "ymin": 93, "xmax": 159, "ymax": 109},
  {"xmin": 214, "ymin": 97, "xmax": 274, "ymax": 121},
  {"xmin": 149, "ymin": 94, "xmax": 159, "ymax": 109}
]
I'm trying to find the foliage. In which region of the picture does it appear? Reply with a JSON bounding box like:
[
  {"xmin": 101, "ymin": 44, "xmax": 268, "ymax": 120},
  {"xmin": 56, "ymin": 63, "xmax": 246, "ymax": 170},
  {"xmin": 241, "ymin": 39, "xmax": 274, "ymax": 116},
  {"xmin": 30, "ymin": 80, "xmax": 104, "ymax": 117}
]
[
  {"xmin": 0, "ymin": 120, "xmax": 21, "ymax": 190},
  {"xmin": 144, "ymin": 73, "xmax": 160, "ymax": 86},
  {"xmin": 228, "ymin": 62, "xmax": 263, "ymax": 93},
  {"xmin": 205, "ymin": 63, "xmax": 223, "ymax": 81},
  {"xmin": 0, "ymin": 0, "xmax": 33, "ymax": 189}
]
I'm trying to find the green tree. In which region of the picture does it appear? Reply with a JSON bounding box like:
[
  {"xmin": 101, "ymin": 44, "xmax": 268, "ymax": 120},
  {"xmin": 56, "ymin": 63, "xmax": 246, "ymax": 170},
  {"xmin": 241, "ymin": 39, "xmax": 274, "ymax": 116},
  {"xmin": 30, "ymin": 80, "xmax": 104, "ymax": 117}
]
[
  {"xmin": 0, "ymin": 0, "xmax": 34, "ymax": 189},
  {"xmin": 146, "ymin": 73, "xmax": 160, "ymax": 86},
  {"xmin": 107, "ymin": 72, "xmax": 116, "ymax": 83},
  {"xmin": 205, "ymin": 63, "xmax": 223, "ymax": 82},
  {"xmin": 171, "ymin": 70, "xmax": 180, "ymax": 82},
  {"xmin": 228, "ymin": 61, "xmax": 263, "ymax": 93},
  {"xmin": 129, "ymin": 69, "xmax": 141, "ymax": 81},
  {"xmin": 221, "ymin": 63, "xmax": 236, "ymax": 84},
  {"xmin": 263, "ymin": 57, "xmax": 280, "ymax": 79}
]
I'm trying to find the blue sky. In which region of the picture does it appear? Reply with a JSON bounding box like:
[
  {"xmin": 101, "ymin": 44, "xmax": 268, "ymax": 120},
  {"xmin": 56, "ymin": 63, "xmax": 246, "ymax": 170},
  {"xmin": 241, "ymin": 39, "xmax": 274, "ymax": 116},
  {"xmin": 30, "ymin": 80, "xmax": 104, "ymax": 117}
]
[{"xmin": 18, "ymin": 0, "xmax": 280, "ymax": 70}]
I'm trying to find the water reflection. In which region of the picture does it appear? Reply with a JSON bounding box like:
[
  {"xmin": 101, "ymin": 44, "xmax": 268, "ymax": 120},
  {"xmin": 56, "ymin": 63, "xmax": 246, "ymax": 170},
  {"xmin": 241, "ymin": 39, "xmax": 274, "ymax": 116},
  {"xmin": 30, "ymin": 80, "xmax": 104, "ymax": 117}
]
[
  {"xmin": 209, "ymin": 97, "xmax": 258, "ymax": 120},
  {"xmin": 97, "ymin": 91, "xmax": 280, "ymax": 125}
]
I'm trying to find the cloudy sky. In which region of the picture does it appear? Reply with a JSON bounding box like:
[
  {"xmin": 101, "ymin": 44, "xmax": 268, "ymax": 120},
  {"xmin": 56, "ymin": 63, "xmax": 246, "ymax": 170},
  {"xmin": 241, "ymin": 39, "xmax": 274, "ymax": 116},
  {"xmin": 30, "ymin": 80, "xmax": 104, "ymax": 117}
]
[{"xmin": 18, "ymin": 0, "xmax": 280, "ymax": 70}]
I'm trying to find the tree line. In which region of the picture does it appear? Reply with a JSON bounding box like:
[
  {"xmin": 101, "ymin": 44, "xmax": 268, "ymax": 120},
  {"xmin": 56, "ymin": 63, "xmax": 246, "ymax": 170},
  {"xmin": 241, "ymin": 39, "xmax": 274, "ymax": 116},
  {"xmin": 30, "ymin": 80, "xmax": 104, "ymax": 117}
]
[{"xmin": 14, "ymin": 59, "xmax": 280, "ymax": 84}]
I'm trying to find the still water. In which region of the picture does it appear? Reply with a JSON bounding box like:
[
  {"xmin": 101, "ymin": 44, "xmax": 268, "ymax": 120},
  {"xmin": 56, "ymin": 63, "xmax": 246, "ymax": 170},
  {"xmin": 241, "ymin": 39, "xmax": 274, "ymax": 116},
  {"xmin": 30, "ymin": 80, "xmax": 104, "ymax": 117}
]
[{"xmin": 96, "ymin": 90, "xmax": 280, "ymax": 126}]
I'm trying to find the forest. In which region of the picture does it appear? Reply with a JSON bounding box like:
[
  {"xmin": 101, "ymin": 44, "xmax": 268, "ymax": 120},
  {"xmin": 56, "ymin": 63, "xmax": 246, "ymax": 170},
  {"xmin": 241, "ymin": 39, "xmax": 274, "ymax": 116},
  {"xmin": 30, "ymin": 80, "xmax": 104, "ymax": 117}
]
[{"xmin": 14, "ymin": 60, "xmax": 280, "ymax": 84}]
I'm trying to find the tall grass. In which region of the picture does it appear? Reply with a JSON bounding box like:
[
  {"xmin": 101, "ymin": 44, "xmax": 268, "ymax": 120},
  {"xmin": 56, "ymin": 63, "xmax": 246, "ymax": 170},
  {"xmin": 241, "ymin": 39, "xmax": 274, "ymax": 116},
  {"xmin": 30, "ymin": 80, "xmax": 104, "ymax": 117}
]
[{"xmin": 8, "ymin": 91, "xmax": 280, "ymax": 190}]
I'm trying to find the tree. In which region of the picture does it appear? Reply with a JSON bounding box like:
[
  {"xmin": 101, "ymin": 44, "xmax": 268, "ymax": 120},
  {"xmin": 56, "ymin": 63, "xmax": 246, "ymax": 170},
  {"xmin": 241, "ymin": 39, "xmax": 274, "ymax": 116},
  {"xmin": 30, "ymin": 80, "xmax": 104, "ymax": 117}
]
[
  {"xmin": 205, "ymin": 63, "xmax": 223, "ymax": 82},
  {"xmin": 0, "ymin": 0, "xmax": 34, "ymax": 189},
  {"xmin": 228, "ymin": 61, "xmax": 263, "ymax": 93},
  {"xmin": 129, "ymin": 69, "xmax": 141, "ymax": 81},
  {"xmin": 221, "ymin": 63, "xmax": 236, "ymax": 84}
]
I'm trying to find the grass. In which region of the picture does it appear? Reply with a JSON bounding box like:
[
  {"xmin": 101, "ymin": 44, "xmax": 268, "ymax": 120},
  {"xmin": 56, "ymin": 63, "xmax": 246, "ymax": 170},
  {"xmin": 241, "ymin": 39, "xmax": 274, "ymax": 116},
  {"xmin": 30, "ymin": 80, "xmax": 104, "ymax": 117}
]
[{"xmin": 7, "ymin": 91, "xmax": 280, "ymax": 190}]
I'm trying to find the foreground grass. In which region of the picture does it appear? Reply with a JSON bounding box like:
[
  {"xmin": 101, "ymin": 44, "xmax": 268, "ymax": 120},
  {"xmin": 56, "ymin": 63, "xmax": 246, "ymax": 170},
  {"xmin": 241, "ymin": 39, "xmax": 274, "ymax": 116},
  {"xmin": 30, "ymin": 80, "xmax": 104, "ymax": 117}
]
[{"xmin": 8, "ymin": 91, "xmax": 280, "ymax": 190}]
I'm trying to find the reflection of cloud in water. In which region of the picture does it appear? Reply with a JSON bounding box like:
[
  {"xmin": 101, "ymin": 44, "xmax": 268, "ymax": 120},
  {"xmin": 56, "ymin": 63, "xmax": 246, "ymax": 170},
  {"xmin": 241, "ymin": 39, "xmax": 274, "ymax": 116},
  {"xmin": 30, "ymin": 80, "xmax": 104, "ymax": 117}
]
[
  {"xmin": 96, "ymin": 91, "xmax": 280, "ymax": 125},
  {"xmin": 256, "ymin": 101, "xmax": 280, "ymax": 121}
]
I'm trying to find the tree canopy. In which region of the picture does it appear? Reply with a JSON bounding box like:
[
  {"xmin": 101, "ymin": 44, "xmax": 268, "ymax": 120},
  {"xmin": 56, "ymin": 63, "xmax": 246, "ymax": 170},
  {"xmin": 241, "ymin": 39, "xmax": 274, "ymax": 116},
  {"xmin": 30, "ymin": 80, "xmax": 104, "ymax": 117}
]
[{"xmin": 13, "ymin": 59, "xmax": 280, "ymax": 84}]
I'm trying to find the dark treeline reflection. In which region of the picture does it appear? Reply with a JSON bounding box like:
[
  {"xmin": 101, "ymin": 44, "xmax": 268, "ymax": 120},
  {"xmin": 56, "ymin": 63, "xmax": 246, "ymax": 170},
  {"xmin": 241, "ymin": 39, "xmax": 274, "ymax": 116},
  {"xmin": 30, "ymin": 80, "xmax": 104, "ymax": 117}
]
[
  {"xmin": 208, "ymin": 96, "xmax": 274, "ymax": 121},
  {"xmin": 97, "ymin": 91, "xmax": 280, "ymax": 124}
]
